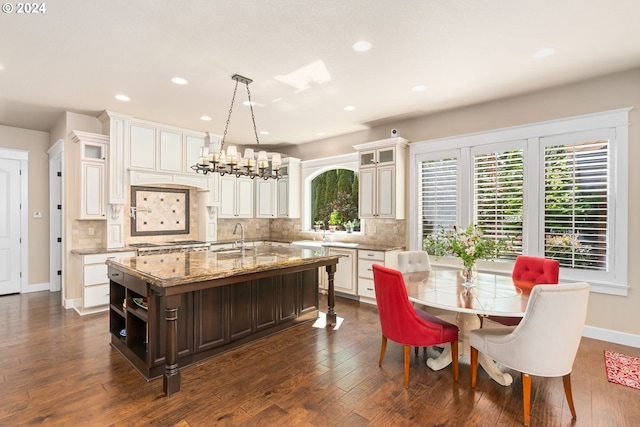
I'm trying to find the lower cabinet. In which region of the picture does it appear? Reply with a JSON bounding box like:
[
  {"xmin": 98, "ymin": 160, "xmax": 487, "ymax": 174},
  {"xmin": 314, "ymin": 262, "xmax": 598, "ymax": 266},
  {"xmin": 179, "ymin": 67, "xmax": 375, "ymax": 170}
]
[
  {"xmin": 109, "ymin": 267, "xmax": 319, "ymax": 380},
  {"xmin": 357, "ymin": 249, "xmax": 400, "ymax": 305},
  {"xmin": 74, "ymin": 251, "xmax": 136, "ymax": 315},
  {"xmin": 319, "ymin": 247, "xmax": 357, "ymax": 297}
]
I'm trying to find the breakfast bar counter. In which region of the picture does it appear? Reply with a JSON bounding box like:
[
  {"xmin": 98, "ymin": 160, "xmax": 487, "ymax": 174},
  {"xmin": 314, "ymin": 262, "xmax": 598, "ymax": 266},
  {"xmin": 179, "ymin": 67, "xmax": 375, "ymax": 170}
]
[{"xmin": 106, "ymin": 246, "xmax": 340, "ymax": 396}]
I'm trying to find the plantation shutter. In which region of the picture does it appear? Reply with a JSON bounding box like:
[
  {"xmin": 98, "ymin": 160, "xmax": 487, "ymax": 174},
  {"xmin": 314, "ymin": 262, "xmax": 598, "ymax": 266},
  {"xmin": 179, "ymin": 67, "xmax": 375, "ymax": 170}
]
[
  {"xmin": 420, "ymin": 157, "xmax": 457, "ymax": 244},
  {"xmin": 543, "ymin": 139, "xmax": 609, "ymax": 271},
  {"xmin": 473, "ymin": 149, "xmax": 524, "ymax": 258}
]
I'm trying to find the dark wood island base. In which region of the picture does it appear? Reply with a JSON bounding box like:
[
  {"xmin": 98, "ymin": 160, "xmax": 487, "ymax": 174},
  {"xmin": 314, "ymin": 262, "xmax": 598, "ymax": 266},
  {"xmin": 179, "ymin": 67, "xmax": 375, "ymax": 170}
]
[{"xmin": 107, "ymin": 247, "xmax": 339, "ymax": 396}]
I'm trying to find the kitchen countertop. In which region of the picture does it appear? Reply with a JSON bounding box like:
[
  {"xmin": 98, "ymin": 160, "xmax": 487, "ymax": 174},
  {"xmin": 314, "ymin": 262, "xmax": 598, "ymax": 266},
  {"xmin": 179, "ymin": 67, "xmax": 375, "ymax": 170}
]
[
  {"xmin": 105, "ymin": 245, "xmax": 342, "ymax": 288},
  {"xmin": 71, "ymin": 247, "xmax": 137, "ymax": 256}
]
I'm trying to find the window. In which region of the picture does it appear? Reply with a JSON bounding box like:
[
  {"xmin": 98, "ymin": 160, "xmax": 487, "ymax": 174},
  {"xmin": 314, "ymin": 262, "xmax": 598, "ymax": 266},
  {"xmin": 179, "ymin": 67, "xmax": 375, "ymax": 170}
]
[
  {"xmin": 419, "ymin": 155, "xmax": 458, "ymax": 240},
  {"xmin": 311, "ymin": 168, "xmax": 360, "ymax": 232},
  {"xmin": 301, "ymin": 153, "xmax": 360, "ymax": 233},
  {"xmin": 473, "ymin": 145, "xmax": 525, "ymax": 259},
  {"xmin": 409, "ymin": 109, "xmax": 629, "ymax": 295}
]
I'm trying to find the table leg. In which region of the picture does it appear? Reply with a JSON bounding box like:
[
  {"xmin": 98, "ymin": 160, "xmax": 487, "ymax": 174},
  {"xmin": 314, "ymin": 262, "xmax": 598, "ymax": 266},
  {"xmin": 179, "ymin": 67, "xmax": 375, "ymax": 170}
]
[
  {"xmin": 425, "ymin": 311, "xmax": 513, "ymax": 386},
  {"xmin": 478, "ymin": 353, "xmax": 513, "ymax": 386}
]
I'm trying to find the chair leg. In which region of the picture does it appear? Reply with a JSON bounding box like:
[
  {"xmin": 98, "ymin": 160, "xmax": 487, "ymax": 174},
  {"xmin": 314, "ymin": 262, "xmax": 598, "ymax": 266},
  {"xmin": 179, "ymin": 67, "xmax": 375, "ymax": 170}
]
[
  {"xmin": 414, "ymin": 346, "xmax": 418, "ymax": 356},
  {"xmin": 450, "ymin": 341, "xmax": 459, "ymax": 382},
  {"xmin": 522, "ymin": 373, "xmax": 531, "ymax": 427},
  {"xmin": 563, "ymin": 373, "xmax": 577, "ymax": 420},
  {"xmin": 378, "ymin": 335, "xmax": 387, "ymax": 367},
  {"xmin": 403, "ymin": 345, "xmax": 410, "ymax": 388},
  {"xmin": 470, "ymin": 346, "xmax": 478, "ymax": 387}
]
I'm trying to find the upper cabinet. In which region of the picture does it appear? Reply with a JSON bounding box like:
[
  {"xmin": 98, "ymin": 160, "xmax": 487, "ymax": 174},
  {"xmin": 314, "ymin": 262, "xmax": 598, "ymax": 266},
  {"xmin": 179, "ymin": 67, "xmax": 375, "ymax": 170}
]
[
  {"xmin": 219, "ymin": 175, "xmax": 254, "ymax": 218},
  {"xmin": 129, "ymin": 124, "xmax": 210, "ymax": 175},
  {"xmin": 353, "ymin": 137, "xmax": 408, "ymax": 219},
  {"xmin": 276, "ymin": 157, "xmax": 301, "ymax": 218},
  {"xmin": 71, "ymin": 131, "xmax": 108, "ymax": 220}
]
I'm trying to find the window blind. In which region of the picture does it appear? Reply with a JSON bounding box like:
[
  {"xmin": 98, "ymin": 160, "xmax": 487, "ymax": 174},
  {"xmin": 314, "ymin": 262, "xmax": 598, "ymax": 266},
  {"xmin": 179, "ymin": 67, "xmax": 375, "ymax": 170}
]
[
  {"xmin": 420, "ymin": 157, "xmax": 457, "ymax": 242},
  {"xmin": 473, "ymin": 150, "xmax": 524, "ymax": 258},
  {"xmin": 544, "ymin": 140, "xmax": 609, "ymax": 271}
]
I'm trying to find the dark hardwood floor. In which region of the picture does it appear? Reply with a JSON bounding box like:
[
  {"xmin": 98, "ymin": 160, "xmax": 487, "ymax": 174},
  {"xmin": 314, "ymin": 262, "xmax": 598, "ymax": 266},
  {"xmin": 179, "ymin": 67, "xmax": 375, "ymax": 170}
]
[{"xmin": 1, "ymin": 291, "xmax": 639, "ymax": 426}]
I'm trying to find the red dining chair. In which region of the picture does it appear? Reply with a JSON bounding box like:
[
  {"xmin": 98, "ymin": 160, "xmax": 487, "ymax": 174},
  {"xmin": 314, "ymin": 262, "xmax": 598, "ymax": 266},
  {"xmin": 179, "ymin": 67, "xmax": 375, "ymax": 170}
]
[
  {"xmin": 372, "ymin": 264, "xmax": 459, "ymax": 388},
  {"xmin": 488, "ymin": 255, "xmax": 560, "ymax": 326}
]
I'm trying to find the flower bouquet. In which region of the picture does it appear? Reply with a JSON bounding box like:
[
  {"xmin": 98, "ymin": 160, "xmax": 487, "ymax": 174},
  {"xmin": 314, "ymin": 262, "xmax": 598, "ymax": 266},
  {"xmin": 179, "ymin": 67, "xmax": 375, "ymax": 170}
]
[{"xmin": 424, "ymin": 224, "xmax": 509, "ymax": 288}]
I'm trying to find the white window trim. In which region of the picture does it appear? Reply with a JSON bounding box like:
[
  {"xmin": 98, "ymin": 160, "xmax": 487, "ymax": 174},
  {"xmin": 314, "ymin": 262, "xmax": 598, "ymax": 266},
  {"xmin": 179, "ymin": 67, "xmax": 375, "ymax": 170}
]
[
  {"xmin": 409, "ymin": 108, "xmax": 630, "ymax": 296},
  {"xmin": 301, "ymin": 153, "xmax": 358, "ymax": 232}
]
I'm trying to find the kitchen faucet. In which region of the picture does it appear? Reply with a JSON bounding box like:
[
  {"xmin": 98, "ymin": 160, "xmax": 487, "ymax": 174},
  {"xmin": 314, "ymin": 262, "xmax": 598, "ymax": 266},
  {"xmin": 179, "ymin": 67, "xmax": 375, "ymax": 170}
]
[{"xmin": 233, "ymin": 222, "xmax": 245, "ymax": 252}]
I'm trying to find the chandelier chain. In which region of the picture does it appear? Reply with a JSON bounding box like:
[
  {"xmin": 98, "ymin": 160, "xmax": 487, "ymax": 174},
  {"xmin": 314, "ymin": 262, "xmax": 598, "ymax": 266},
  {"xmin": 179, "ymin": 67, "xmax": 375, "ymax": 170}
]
[
  {"xmin": 220, "ymin": 78, "xmax": 240, "ymax": 151},
  {"xmin": 245, "ymin": 83, "xmax": 260, "ymax": 145}
]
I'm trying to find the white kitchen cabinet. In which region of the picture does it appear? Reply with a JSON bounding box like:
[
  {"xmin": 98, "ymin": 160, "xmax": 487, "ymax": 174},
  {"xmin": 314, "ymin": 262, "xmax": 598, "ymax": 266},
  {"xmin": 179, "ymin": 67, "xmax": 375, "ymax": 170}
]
[
  {"xmin": 319, "ymin": 247, "xmax": 357, "ymax": 297},
  {"xmin": 72, "ymin": 131, "xmax": 108, "ymax": 220},
  {"xmin": 129, "ymin": 124, "xmax": 156, "ymax": 170},
  {"xmin": 276, "ymin": 157, "xmax": 301, "ymax": 218},
  {"xmin": 159, "ymin": 130, "xmax": 183, "ymax": 173},
  {"xmin": 357, "ymin": 248, "xmax": 400, "ymax": 305},
  {"xmin": 255, "ymin": 179, "xmax": 277, "ymax": 218},
  {"xmin": 74, "ymin": 250, "xmax": 136, "ymax": 315},
  {"xmin": 219, "ymin": 175, "xmax": 254, "ymax": 218},
  {"xmin": 129, "ymin": 123, "xmax": 209, "ymax": 175},
  {"xmin": 354, "ymin": 138, "xmax": 407, "ymax": 219}
]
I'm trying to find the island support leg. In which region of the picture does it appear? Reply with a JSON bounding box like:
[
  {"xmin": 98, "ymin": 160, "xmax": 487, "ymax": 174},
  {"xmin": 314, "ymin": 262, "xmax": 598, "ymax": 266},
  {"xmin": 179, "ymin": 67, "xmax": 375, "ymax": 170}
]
[
  {"xmin": 325, "ymin": 264, "xmax": 337, "ymax": 327},
  {"xmin": 163, "ymin": 294, "xmax": 181, "ymax": 396}
]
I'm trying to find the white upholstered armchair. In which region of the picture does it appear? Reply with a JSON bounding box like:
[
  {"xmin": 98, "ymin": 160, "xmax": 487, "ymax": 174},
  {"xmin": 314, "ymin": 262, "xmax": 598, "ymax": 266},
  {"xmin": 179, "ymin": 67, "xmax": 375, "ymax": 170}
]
[
  {"xmin": 469, "ymin": 282, "xmax": 590, "ymax": 426},
  {"xmin": 398, "ymin": 250, "xmax": 432, "ymax": 273}
]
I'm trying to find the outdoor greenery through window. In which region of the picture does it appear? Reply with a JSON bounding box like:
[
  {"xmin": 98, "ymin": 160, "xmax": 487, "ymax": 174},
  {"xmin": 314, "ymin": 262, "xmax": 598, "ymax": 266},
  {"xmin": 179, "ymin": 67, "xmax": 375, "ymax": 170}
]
[
  {"xmin": 411, "ymin": 109, "xmax": 628, "ymax": 293},
  {"xmin": 311, "ymin": 169, "xmax": 360, "ymax": 232},
  {"xmin": 544, "ymin": 140, "xmax": 609, "ymax": 270}
]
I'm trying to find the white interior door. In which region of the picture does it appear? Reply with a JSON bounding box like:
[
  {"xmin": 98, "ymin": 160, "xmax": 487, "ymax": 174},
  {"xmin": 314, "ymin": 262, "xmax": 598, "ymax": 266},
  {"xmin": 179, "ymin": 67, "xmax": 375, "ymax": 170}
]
[{"xmin": 0, "ymin": 158, "xmax": 21, "ymax": 295}]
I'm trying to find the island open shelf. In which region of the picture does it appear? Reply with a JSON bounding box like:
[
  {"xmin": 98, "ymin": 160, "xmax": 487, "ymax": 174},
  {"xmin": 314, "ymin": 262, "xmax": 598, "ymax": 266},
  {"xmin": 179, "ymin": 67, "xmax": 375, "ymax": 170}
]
[{"xmin": 107, "ymin": 246, "xmax": 340, "ymax": 395}]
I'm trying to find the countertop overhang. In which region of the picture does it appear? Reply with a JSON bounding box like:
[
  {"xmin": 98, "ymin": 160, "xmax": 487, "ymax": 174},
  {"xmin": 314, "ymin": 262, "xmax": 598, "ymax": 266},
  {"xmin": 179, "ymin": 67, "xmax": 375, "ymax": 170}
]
[{"xmin": 106, "ymin": 246, "xmax": 342, "ymax": 289}]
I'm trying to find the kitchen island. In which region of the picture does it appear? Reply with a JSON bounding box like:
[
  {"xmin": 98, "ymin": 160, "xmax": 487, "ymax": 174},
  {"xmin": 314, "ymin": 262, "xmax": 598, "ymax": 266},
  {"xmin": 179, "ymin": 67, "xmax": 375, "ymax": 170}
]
[{"xmin": 106, "ymin": 246, "xmax": 340, "ymax": 396}]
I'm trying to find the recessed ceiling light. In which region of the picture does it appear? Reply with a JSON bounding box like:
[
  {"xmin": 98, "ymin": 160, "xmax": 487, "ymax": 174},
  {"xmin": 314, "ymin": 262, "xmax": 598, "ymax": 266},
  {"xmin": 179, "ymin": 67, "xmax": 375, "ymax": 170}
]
[
  {"xmin": 411, "ymin": 85, "xmax": 427, "ymax": 92},
  {"xmin": 316, "ymin": 132, "xmax": 326, "ymax": 136},
  {"xmin": 343, "ymin": 106, "xmax": 355, "ymax": 111},
  {"xmin": 0, "ymin": 64, "xmax": 5, "ymax": 71},
  {"xmin": 115, "ymin": 94, "xmax": 130, "ymax": 101},
  {"xmin": 532, "ymin": 48, "xmax": 556, "ymax": 59},
  {"xmin": 171, "ymin": 77, "xmax": 188, "ymax": 85},
  {"xmin": 200, "ymin": 115, "xmax": 212, "ymax": 121},
  {"xmin": 260, "ymin": 131, "xmax": 269, "ymax": 135},
  {"xmin": 352, "ymin": 41, "xmax": 372, "ymax": 52}
]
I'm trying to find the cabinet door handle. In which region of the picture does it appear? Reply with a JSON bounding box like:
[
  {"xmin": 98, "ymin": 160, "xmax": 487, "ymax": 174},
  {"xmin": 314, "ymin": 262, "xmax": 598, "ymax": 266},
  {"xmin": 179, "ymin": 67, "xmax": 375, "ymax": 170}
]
[{"xmin": 367, "ymin": 287, "xmax": 374, "ymax": 291}]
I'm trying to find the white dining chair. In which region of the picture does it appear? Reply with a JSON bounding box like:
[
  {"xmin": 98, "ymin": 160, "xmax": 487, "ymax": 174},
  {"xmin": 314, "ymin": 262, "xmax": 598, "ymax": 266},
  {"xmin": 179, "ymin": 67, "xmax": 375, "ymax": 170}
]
[
  {"xmin": 469, "ymin": 282, "xmax": 590, "ymax": 426},
  {"xmin": 398, "ymin": 250, "xmax": 432, "ymax": 273},
  {"xmin": 398, "ymin": 250, "xmax": 436, "ymax": 356}
]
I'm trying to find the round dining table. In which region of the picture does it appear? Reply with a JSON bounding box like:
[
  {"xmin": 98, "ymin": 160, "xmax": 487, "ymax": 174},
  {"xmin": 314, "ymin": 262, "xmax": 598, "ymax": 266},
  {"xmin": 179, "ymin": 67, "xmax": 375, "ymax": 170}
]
[{"xmin": 403, "ymin": 268, "xmax": 531, "ymax": 386}]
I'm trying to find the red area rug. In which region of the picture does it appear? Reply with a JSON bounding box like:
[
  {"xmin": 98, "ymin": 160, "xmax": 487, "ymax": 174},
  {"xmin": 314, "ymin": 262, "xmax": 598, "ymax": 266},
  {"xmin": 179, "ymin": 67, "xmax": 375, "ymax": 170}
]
[{"xmin": 604, "ymin": 350, "xmax": 640, "ymax": 390}]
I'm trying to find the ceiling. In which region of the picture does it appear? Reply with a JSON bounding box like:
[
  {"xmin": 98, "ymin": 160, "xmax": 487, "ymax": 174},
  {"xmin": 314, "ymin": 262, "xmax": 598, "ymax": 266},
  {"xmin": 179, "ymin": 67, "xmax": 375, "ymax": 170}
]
[{"xmin": 2, "ymin": 0, "xmax": 640, "ymax": 147}]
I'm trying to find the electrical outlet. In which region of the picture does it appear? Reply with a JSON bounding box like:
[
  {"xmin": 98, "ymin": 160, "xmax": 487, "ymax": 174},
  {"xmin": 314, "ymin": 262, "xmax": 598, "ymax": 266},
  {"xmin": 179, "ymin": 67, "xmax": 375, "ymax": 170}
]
[
  {"xmin": 88, "ymin": 227, "xmax": 95, "ymax": 236},
  {"xmin": 33, "ymin": 211, "xmax": 42, "ymax": 218},
  {"xmin": 393, "ymin": 226, "xmax": 398, "ymax": 234}
]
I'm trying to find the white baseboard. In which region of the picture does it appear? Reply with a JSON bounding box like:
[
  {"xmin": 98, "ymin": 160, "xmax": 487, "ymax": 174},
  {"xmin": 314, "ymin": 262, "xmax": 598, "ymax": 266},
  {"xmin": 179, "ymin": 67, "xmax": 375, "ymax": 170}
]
[
  {"xmin": 64, "ymin": 297, "xmax": 80, "ymax": 310},
  {"xmin": 583, "ymin": 325, "xmax": 640, "ymax": 348},
  {"xmin": 25, "ymin": 282, "xmax": 49, "ymax": 293}
]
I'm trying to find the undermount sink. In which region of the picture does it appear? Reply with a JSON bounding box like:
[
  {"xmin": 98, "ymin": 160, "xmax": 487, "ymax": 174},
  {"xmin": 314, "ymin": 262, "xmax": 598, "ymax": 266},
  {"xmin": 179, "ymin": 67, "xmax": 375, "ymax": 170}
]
[{"xmin": 290, "ymin": 240, "xmax": 325, "ymax": 250}]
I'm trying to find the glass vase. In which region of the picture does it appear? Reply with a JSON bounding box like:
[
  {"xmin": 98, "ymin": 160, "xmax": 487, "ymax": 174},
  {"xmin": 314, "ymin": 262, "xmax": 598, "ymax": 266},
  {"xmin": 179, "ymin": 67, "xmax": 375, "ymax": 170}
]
[{"xmin": 460, "ymin": 264, "xmax": 477, "ymax": 289}]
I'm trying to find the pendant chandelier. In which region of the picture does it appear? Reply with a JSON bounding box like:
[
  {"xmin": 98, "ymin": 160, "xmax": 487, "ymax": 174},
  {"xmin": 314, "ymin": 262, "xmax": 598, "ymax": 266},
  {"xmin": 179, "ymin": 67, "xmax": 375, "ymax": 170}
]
[{"xmin": 191, "ymin": 74, "xmax": 281, "ymax": 180}]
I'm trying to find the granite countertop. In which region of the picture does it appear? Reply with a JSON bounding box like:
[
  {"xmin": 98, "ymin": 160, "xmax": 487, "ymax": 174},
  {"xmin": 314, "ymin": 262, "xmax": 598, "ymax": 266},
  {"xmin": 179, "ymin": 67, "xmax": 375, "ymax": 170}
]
[
  {"xmin": 71, "ymin": 247, "xmax": 137, "ymax": 256},
  {"xmin": 106, "ymin": 246, "xmax": 341, "ymax": 288},
  {"xmin": 328, "ymin": 243, "xmax": 404, "ymax": 252}
]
